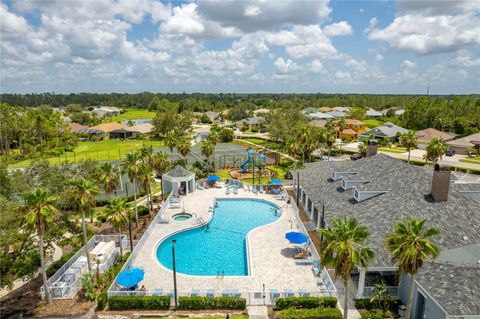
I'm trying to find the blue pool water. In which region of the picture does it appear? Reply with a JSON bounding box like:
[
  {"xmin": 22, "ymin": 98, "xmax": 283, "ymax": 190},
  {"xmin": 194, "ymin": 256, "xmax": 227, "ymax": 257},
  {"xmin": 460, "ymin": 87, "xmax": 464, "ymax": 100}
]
[{"xmin": 156, "ymin": 199, "xmax": 281, "ymax": 276}]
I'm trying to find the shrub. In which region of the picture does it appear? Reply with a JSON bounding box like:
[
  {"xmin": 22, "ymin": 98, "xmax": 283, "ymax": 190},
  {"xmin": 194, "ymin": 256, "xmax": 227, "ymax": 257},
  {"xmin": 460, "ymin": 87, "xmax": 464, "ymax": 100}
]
[
  {"xmin": 279, "ymin": 307, "xmax": 343, "ymax": 319},
  {"xmin": 355, "ymin": 298, "xmax": 400, "ymax": 312},
  {"xmin": 250, "ymin": 127, "xmax": 259, "ymax": 133},
  {"xmin": 108, "ymin": 295, "xmax": 170, "ymax": 310},
  {"xmin": 97, "ymin": 213, "xmax": 108, "ymax": 223},
  {"xmin": 359, "ymin": 309, "xmax": 393, "ymax": 319},
  {"xmin": 276, "ymin": 297, "xmax": 338, "ymax": 310},
  {"xmin": 178, "ymin": 296, "xmax": 246, "ymax": 310},
  {"xmin": 97, "ymin": 291, "xmax": 107, "ymax": 310},
  {"xmin": 137, "ymin": 205, "xmax": 149, "ymax": 216}
]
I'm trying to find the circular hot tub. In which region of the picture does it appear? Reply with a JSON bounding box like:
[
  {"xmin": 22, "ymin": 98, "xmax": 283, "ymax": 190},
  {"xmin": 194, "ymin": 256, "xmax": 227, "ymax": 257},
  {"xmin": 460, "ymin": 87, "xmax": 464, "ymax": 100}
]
[{"xmin": 172, "ymin": 212, "xmax": 193, "ymax": 221}]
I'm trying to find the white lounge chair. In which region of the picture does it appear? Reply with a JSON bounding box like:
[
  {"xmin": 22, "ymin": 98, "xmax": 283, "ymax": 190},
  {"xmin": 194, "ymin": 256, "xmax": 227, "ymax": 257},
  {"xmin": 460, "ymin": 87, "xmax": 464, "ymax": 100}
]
[
  {"xmin": 206, "ymin": 289, "xmax": 215, "ymax": 297},
  {"xmin": 270, "ymin": 289, "xmax": 280, "ymax": 300},
  {"xmin": 225, "ymin": 187, "xmax": 231, "ymax": 195},
  {"xmin": 295, "ymin": 258, "xmax": 314, "ymax": 265},
  {"xmin": 233, "ymin": 185, "xmax": 238, "ymax": 195},
  {"xmin": 191, "ymin": 289, "xmax": 200, "ymax": 296},
  {"xmin": 312, "ymin": 260, "xmax": 321, "ymax": 276},
  {"xmin": 299, "ymin": 289, "xmax": 310, "ymax": 297},
  {"xmin": 284, "ymin": 289, "xmax": 294, "ymax": 297},
  {"xmin": 259, "ymin": 185, "xmax": 264, "ymax": 193}
]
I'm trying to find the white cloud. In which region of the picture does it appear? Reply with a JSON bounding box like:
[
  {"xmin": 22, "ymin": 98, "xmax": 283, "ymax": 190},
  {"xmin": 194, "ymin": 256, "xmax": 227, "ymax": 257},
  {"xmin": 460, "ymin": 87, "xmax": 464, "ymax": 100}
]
[
  {"xmin": 451, "ymin": 52, "xmax": 480, "ymax": 67},
  {"xmin": 401, "ymin": 60, "xmax": 416, "ymax": 69},
  {"xmin": 375, "ymin": 54, "xmax": 383, "ymax": 61},
  {"xmin": 345, "ymin": 58, "xmax": 367, "ymax": 72},
  {"xmin": 274, "ymin": 57, "xmax": 300, "ymax": 74},
  {"xmin": 363, "ymin": 17, "xmax": 378, "ymax": 34},
  {"xmin": 335, "ymin": 71, "xmax": 351, "ymax": 81},
  {"xmin": 310, "ymin": 59, "xmax": 324, "ymax": 73},
  {"xmin": 0, "ymin": 3, "xmax": 30, "ymax": 38},
  {"xmin": 244, "ymin": 5, "xmax": 262, "ymax": 17},
  {"xmin": 160, "ymin": 3, "xmax": 206, "ymax": 35},
  {"xmin": 368, "ymin": 13, "xmax": 480, "ymax": 55},
  {"xmin": 324, "ymin": 21, "xmax": 353, "ymax": 37}
]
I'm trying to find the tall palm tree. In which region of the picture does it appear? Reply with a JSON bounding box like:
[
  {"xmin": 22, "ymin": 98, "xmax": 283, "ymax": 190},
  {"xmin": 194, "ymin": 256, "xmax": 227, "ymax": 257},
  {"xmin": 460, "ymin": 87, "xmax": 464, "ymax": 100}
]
[
  {"xmin": 122, "ymin": 151, "xmax": 141, "ymax": 226},
  {"xmin": 286, "ymin": 137, "xmax": 302, "ymax": 159},
  {"xmin": 164, "ymin": 131, "xmax": 178, "ymax": 157},
  {"xmin": 425, "ymin": 138, "xmax": 447, "ymax": 164},
  {"xmin": 400, "ymin": 130, "xmax": 417, "ymax": 164},
  {"xmin": 177, "ymin": 138, "xmax": 192, "ymax": 163},
  {"xmin": 70, "ymin": 178, "xmax": 98, "ymax": 272},
  {"xmin": 201, "ymin": 140, "xmax": 215, "ymax": 167},
  {"xmin": 319, "ymin": 217, "xmax": 375, "ymax": 319},
  {"xmin": 384, "ymin": 218, "xmax": 440, "ymax": 319},
  {"xmin": 99, "ymin": 162, "xmax": 120, "ymax": 201},
  {"xmin": 138, "ymin": 163, "xmax": 154, "ymax": 214},
  {"xmin": 21, "ymin": 188, "xmax": 59, "ymax": 304},
  {"xmin": 104, "ymin": 198, "xmax": 133, "ymax": 257},
  {"xmin": 324, "ymin": 129, "xmax": 336, "ymax": 159},
  {"xmin": 153, "ymin": 151, "xmax": 171, "ymax": 199},
  {"xmin": 208, "ymin": 130, "xmax": 221, "ymax": 145},
  {"xmin": 140, "ymin": 144, "xmax": 155, "ymax": 170},
  {"xmin": 358, "ymin": 142, "xmax": 367, "ymax": 157}
]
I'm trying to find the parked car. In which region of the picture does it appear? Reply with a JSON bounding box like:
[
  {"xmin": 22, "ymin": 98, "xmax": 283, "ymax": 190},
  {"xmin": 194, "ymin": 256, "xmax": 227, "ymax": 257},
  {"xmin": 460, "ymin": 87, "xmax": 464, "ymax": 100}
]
[
  {"xmin": 350, "ymin": 153, "xmax": 363, "ymax": 161},
  {"xmin": 445, "ymin": 149, "xmax": 456, "ymax": 156}
]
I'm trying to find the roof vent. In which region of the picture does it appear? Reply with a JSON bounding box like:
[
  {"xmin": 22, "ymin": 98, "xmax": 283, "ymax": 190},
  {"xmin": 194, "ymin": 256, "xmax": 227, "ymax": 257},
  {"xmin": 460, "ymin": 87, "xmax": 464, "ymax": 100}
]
[
  {"xmin": 331, "ymin": 169, "xmax": 357, "ymax": 181},
  {"xmin": 431, "ymin": 163, "xmax": 451, "ymax": 202},
  {"xmin": 353, "ymin": 186, "xmax": 388, "ymax": 202},
  {"xmin": 341, "ymin": 177, "xmax": 369, "ymax": 190}
]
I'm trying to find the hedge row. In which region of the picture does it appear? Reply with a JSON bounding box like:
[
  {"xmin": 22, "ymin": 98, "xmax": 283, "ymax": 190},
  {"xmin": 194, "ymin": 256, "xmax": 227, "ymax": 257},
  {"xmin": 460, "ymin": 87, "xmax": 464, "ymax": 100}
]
[
  {"xmin": 276, "ymin": 297, "xmax": 338, "ymax": 310},
  {"xmin": 178, "ymin": 296, "xmax": 246, "ymax": 310},
  {"xmin": 279, "ymin": 307, "xmax": 343, "ymax": 319},
  {"xmin": 360, "ymin": 309, "xmax": 394, "ymax": 319},
  {"xmin": 354, "ymin": 298, "xmax": 400, "ymax": 311},
  {"xmin": 108, "ymin": 295, "xmax": 170, "ymax": 310}
]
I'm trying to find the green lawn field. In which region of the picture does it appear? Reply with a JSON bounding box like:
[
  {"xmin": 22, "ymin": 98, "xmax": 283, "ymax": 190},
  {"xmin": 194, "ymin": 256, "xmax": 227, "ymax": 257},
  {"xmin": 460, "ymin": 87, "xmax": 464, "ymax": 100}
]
[
  {"xmin": 364, "ymin": 119, "xmax": 383, "ymax": 128},
  {"xmin": 378, "ymin": 147, "xmax": 407, "ymax": 154},
  {"xmin": 10, "ymin": 139, "xmax": 164, "ymax": 167},
  {"xmin": 107, "ymin": 108, "xmax": 156, "ymax": 122},
  {"xmin": 460, "ymin": 158, "xmax": 480, "ymax": 165}
]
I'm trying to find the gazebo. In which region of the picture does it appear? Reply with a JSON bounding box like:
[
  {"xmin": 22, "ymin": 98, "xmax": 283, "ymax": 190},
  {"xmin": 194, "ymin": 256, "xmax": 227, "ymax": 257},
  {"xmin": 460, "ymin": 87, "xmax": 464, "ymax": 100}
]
[{"xmin": 162, "ymin": 165, "xmax": 196, "ymax": 195}]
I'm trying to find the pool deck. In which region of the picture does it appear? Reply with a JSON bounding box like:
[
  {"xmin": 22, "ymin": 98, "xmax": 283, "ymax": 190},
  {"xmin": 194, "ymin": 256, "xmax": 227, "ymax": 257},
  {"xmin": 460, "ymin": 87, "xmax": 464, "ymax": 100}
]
[{"xmin": 131, "ymin": 187, "xmax": 326, "ymax": 297}]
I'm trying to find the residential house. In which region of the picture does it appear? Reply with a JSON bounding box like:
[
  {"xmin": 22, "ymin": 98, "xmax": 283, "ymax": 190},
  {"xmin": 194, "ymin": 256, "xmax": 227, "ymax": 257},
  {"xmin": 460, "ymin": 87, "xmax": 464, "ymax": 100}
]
[
  {"xmin": 204, "ymin": 111, "xmax": 220, "ymax": 122},
  {"xmin": 253, "ymin": 108, "xmax": 270, "ymax": 116},
  {"xmin": 88, "ymin": 122, "xmax": 140, "ymax": 139},
  {"xmin": 292, "ymin": 152, "xmax": 480, "ymax": 319},
  {"xmin": 305, "ymin": 112, "xmax": 334, "ymax": 120},
  {"xmin": 447, "ymin": 132, "xmax": 480, "ymax": 155},
  {"xmin": 129, "ymin": 123, "xmax": 154, "ymax": 135},
  {"xmin": 366, "ymin": 108, "xmax": 382, "ymax": 119},
  {"xmin": 308, "ymin": 119, "xmax": 327, "ymax": 128},
  {"xmin": 359, "ymin": 122, "xmax": 408, "ymax": 142},
  {"xmin": 332, "ymin": 106, "xmax": 351, "ymax": 113},
  {"xmin": 92, "ymin": 106, "xmax": 122, "ymax": 118},
  {"xmin": 381, "ymin": 107, "xmax": 405, "ymax": 117},
  {"xmin": 302, "ymin": 107, "xmax": 319, "ymax": 114},
  {"xmin": 336, "ymin": 119, "xmax": 367, "ymax": 140},
  {"xmin": 67, "ymin": 122, "xmax": 88, "ymax": 133},
  {"xmin": 319, "ymin": 106, "xmax": 333, "ymax": 112},
  {"xmin": 415, "ymin": 128, "xmax": 455, "ymax": 150},
  {"xmin": 193, "ymin": 127, "xmax": 211, "ymax": 142},
  {"xmin": 324, "ymin": 111, "xmax": 346, "ymax": 119},
  {"xmin": 236, "ymin": 116, "xmax": 265, "ymax": 129}
]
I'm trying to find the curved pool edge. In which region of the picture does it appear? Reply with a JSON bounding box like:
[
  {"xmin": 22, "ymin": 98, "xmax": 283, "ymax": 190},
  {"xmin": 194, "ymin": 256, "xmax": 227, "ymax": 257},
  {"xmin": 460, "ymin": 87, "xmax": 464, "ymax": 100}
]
[{"xmin": 152, "ymin": 197, "xmax": 285, "ymax": 278}]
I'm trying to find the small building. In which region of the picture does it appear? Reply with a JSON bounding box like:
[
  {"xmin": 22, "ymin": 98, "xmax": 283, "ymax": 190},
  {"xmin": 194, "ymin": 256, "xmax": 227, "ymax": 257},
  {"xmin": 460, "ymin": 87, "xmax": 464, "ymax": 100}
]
[
  {"xmin": 129, "ymin": 123, "xmax": 154, "ymax": 135},
  {"xmin": 447, "ymin": 132, "xmax": 480, "ymax": 155},
  {"xmin": 302, "ymin": 107, "xmax": 319, "ymax": 114},
  {"xmin": 332, "ymin": 106, "xmax": 351, "ymax": 113},
  {"xmin": 415, "ymin": 128, "xmax": 455, "ymax": 150},
  {"xmin": 325, "ymin": 111, "xmax": 346, "ymax": 119},
  {"xmin": 236, "ymin": 116, "xmax": 265, "ymax": 129},
  {"xmin": 338, "ymin": 128, "xmax": 358, "ymax": 140},
  {"xmin": 162, "ymin": 165, "xmax": 196, "ymax": 195},
  {"xmin": 305, "ymin": 112, "xmax": 334, "ymax": 120},
  {"xmin": 68, "ymin": 122, "xmax": 88, "ymax": 133},
  {"xmin": 366, "ymin": 108, "xmax": 382, "ymax": 119},
  {"xmin": 193, "ymin": 127, "xmax": 211, "ymax": 142},
  {"xmin": 319, "ymin": 106, "xmax": 332, "ymax": 112},
  {"xmin": 88, "ymin": 122, "xmax": 141, "ymax": 139},
  {"xmin": 204, "ymin": 111, "xmax": 220, "ymax": 121},
  {"xmin": 359, "ymin": 122, "xmax": 407, "ymax": 142},
  {"xmin": 308, "ymin": 119, "xmax": 327, "ymax": 128},
  {"xmin": 92, "ymin": 106, "xmax": 122, "ymax": 118},
  {"xmin": 336, "ymin": 119, "xmax": 367, "ymax": 140}
]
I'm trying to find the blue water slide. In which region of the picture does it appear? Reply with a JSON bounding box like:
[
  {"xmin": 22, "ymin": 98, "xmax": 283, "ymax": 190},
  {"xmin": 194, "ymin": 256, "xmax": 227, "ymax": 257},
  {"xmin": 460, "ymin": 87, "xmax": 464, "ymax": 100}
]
[{"xmin": 240, "ymin": 159, "xmax": 249, "ymax": 173}]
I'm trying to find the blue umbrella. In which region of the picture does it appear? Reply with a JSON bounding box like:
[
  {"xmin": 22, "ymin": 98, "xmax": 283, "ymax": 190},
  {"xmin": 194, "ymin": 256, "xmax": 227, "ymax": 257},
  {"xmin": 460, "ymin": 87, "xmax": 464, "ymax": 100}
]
[
  {"xmin": 270, "ymin": 179, "xmax": 283, "ymax": 185},
  {"xmin": 116, "ymin": 267, "xmax": 145, "ymax": 288},
  {"xmin": 285, "ymin": 232, "xmax": 308, "ymax": 244},
  {"xmin": 208, "ymin": 175, "xmax": 220, "ymax": 182},
  {"xmin": 247, "ymin": 149, "xmax": 255, "ymax": 155}
]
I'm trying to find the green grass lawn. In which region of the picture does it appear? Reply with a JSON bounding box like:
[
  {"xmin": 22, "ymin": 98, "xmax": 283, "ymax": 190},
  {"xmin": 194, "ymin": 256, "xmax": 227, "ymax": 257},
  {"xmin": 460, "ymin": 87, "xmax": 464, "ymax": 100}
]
[
  {"xmin": 241, "ymin": 177, "xmax": 271, "ymax": 185},
  {"xmin": 107, "ymin": 108, "xmax": 156, "ymax": 122},
  {"xmin": 240, "ymin": 138, "xmax": 283, "ymax": 150},
  {"xmin": 10, "ymin": 139, "xmax": 164, "ymax": 167},
  {"xmin": 378, "ymin": 147, "xmax": 407, "ymax": 154},
  {"xmin": 364, "ymin": 119, "xmax": 383, "ymax": 128},
  {"xmin": 460, "ymin": 158, "xmax": 480, "ymax": 165},
  {"xmin": 216, "ymin": 169, "xmax": 232, "ymax": 179}
]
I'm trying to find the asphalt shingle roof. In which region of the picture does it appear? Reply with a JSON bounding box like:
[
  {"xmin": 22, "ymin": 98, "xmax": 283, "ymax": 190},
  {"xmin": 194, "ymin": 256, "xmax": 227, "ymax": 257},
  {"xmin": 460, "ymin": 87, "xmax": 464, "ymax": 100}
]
[
  {"xmin": 164, "ymin": 165, "xmax": 193, "ymax": 177},
  {"xmin": 294, "ymin": 154, "xmax": 480, "ymax": 267}
]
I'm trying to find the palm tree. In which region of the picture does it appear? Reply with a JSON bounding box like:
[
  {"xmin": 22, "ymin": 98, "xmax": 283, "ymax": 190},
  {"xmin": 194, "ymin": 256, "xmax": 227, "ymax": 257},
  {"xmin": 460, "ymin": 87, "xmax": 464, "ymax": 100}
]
[
  {"xmin": 208, "ymin": 130, "xmax": 221, "ymax": 145},
  {"xmin": 140, "ymin": 144, "xmax": 155, "ymax": 170},
  {"xmin": 400, "ymin": 130, "xmax": 417, "ymax": 164},
  {"xmin": 104, "ymin": 198, "xmax": 133, "ymax": 257},
  {"xmin": 358, "ymin": 142, "xmax": 367, "ymax": 157},
  {"xmin": 153, "ymin": 151, "xmax": 171, "ymax": 199},
  {"xmin": 70, "ymin": 178, "xmax": 98, "ymax": 272},
  {"xmin": 99, "ymin": 161, "xmax": 120, "ymax": 202},
  {"xmin": 384, "ymin": 218, "xmax": 440, "ymax": 319},
  {"xmin": 177, "ymin": 138, "xmax": 192, "ymax": 163},
  {"xmin": 286, "ymin": 138, "xmax": 302, "ymax": 159},
  {"xmin": 319, "ymin": 217, "xmax": 375, "ymax": 319},
  {"xmin": 425, "ymin": 138, "xmax": 447, "ymax": 164},
  {"xmin": 21, "ymin": 188, "xmax": 59, "ymax": 304},
  {"xmin": 138, "ymin": 163, "xmax": 154, "ymax": 214},
  {"xmin": 324, "ymin": 129, "xmax": 336, "ymax": 159},
  {"xmin": 201, "ymin": 140, "xmax": 215, "ymax": 168},
  {"xmin": 122, "ymin": 151, "xmax": 141, "ymax": 226},
  {"xmin": 164, "ymin": 131, "xmax": 178, "ymax": 157}
]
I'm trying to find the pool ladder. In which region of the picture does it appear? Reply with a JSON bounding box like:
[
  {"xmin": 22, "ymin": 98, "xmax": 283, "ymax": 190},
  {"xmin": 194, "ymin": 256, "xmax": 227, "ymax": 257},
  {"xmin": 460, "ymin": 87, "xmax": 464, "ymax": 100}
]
[
  {"xmin": 217, "ymin": 270, "xmax": 225, "ymax": 278},
  {"xmin": 197, "ymin": 217, "xmax": 209, "ymax": 229}
]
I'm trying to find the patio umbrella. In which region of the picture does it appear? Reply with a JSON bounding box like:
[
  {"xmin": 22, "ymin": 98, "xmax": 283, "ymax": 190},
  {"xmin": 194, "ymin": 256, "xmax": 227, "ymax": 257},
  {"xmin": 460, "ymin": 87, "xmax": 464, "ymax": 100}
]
[
  {"xmin": 116, "ymin": 267, "xmax": 145, "ymax": 288},
  {"xmin": 208, "ymin": 175, "xmax": 220, "ymax": 182},
  {"xmin": 270, "ymin": 179, "xmax": 283, "ymax": 185},
  {"xmin": 285, "ymin": 232, "xmax": 308, "ymax": 245}
]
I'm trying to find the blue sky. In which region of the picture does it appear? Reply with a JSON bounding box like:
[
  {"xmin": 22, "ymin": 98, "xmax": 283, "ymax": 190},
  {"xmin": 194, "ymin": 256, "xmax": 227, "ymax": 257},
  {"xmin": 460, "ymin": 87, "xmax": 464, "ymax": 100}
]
[{"xmin": 1, "ymin": 0, "xmax": 479, "ymax": 94}]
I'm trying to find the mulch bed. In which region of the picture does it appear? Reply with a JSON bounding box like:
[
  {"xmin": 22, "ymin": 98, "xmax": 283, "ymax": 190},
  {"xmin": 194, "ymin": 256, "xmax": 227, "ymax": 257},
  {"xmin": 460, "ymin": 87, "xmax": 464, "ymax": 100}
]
[
  {"xmin": 0, "ymin": 275, "xmax": 42, "ymax": 318},
  {"xmin": 31, "ymin": 296, "xmax": 95, "ymax": 318}
]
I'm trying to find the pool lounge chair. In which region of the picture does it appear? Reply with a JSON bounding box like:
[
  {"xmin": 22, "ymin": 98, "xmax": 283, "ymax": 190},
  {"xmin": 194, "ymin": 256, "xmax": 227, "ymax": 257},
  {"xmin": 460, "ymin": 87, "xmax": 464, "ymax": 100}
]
[
  {"xmin": 284, "ymin": 289, "xmax": 294, "ymax": 297},
  {"xmin": 206, "ymin": 289, "xmax": 215, "ymax": 297},
  {"xmin": 312, "ymin": 259, "xmax": 321, "ymax": 276},
  {"xmin": 232, "ymin": 290, "xmax": 241, "ymax": 298},
  {"xmin": 225, "ymin": 187, "xmax": 231, "ymax": 195},
  {"xmin": 222, "ymin": 289, "xmax": 231, "ymax": 297},
  {"xmin": 295, "ymin": 258, "xmax": 314, "ymax": 265},
  {"xmin": 259, "ymin": 185, "xmax": 264, "ymax": 193},
  {"xmin": 197, "ymin": 182, "xmax": 205, "ymax": 190},
  {"xmin": 168, "ymin": 289, "xmax": 175, "ymax": 297},
  {"xmin": 152, "ymin": 288, "xmax": 163, "ymax": 296},
  {"xmin": 191, "ymin": 289, "xmax": 200, "ymax": 297},
  {"xmin": 299, "ymin": 289, "xmax": 310, "ymax": 297},
  {"xmin": 252, "ymin": 185, "xmax": 257, "ymax": 193},
  {"xmin": 233, "ymin": 185, "xmax": 238, "ymax": 195},
  {"xmin": 270, "ymin": 289, "xmax": 280, "ymax": 300}
]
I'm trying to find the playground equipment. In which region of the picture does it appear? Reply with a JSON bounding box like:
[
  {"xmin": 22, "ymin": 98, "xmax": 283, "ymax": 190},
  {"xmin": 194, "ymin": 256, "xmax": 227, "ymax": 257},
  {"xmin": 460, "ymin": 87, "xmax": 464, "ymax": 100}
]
[{"xmin": 241, "ymin": 149, "xmax": 266, "ymax": 181}]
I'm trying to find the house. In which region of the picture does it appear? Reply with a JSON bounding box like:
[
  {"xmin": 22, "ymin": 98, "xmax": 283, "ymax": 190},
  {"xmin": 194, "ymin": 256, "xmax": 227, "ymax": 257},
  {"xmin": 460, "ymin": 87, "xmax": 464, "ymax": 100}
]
[
  {"xmin": 415, "ymin": 128, "xmax": 455, "ymax": 150},
  {"xmin": 308, "ymin": 119, "xmax": 327, "ymax": 128},
  {"xmin": 332, "ymin": 106, "xmax": 351, "ymax": 113},
  {"xmin": 302, "ymin": 107, "xmax": 319, "ymax": 114},
  {"xmin": 324, "ymin": 111, "xmax": 346, "ymax": 119},
  {"xmin": 345, "ymin": 119, "xmax": 366, "ymax": 134},
  {"xmin": 67, "ymin": 122, "xmax": 88, "ymax": 133},
  {"xmin": 447, "ymin": 132, "xmax": 480, "ymax": 155},
  {"xmin": 381, "ymin": 107, "xmax": 405, "ymax": 117},
  {"xmin": 253, "ymin": 108, "xmax": 270, "ymax": 116},
  {"xmin": 359, "ymin": 122, "xmax": 407, "ymax": 142},
  {"xmin": 292, "ymin": 151, "xmax": 480, "ymax": 319},
  {"xmin": 129, "ymin": 123, "xmax": 154, "ymax": 135},
  {"xmin": 204, "ymin": 111, "xmax": 220, "ymax": 121},
  {"xmin": 336, "ymin": 119, "xmax": 367, "ymax": 139},
  {"xmin": 366, "ymin": 108, "xmax": 382, "ymax": 119},
  {"xmin": 92, "ymin": 106, "xmax": 122, "ymax": 118},
  {"xmin": 319, "ymin": 106, "xmax": 332, "ymax": 112},
  {"xmin": 305, "ymin": 112, "xmax": 334, "ymax": 120},
  {"xmin": 236, "ymin": 116, "xmax": 265, "ymax": 129},
  {"xmin": 88, "ymin": 122, "xmax": 140, "ymax": 139},
  {"xmin": 193, "ymin": 127, "xmax": 211, "ymax": 142}
]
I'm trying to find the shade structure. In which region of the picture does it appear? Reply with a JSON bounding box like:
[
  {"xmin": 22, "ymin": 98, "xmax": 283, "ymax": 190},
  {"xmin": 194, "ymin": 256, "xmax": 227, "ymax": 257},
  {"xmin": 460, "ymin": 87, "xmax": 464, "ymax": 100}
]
[
  {"xmin": 270, "ymin": 179, "xmax": 283, "ymax": 185},
  {"xmin": 285, "ymin": 232, "xmax": 308, "ymax": 244},
  {"xmin": 208, "ymin": 175, "xmax": 220, "ymax": 182},
  {"xmin": 116, "ymin": 267, "xmax": 145, "ymax": 288}
]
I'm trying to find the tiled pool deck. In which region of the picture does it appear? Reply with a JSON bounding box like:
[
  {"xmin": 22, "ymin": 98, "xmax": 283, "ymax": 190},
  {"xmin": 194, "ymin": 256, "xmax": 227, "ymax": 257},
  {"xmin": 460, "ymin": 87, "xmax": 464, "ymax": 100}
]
[{"xmin": 130, "ymin": 187, "xmax": 328, "ymax": 298}]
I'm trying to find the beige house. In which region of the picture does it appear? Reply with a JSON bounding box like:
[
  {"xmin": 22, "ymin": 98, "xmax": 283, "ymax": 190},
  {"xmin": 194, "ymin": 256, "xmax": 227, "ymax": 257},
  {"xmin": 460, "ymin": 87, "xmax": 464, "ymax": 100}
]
[
  {"xmin": 447, "ymin": 132, "xmax": 480, "ymax": 155},
  {"xmin": 415, "ymin": 128, "xmax": 455, "ymax": 150}
]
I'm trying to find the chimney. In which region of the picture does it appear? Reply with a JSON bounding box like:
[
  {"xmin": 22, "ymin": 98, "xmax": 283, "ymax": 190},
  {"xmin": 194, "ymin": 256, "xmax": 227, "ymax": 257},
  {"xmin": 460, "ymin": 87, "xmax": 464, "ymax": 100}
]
[
  {"xmin": 367, "ymin": 140, "xmax": 377, "ymax": 157},
  {"xmin": 431, "ymin": 163, "xmax": 451, "ymax": 202}
]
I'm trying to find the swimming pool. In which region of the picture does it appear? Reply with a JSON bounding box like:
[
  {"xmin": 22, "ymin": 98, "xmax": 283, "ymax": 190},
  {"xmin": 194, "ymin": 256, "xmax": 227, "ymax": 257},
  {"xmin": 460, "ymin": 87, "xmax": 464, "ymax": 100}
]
[{"xmin": 156, "ymin": 198, "xmax": 281, "ymax": 276}]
